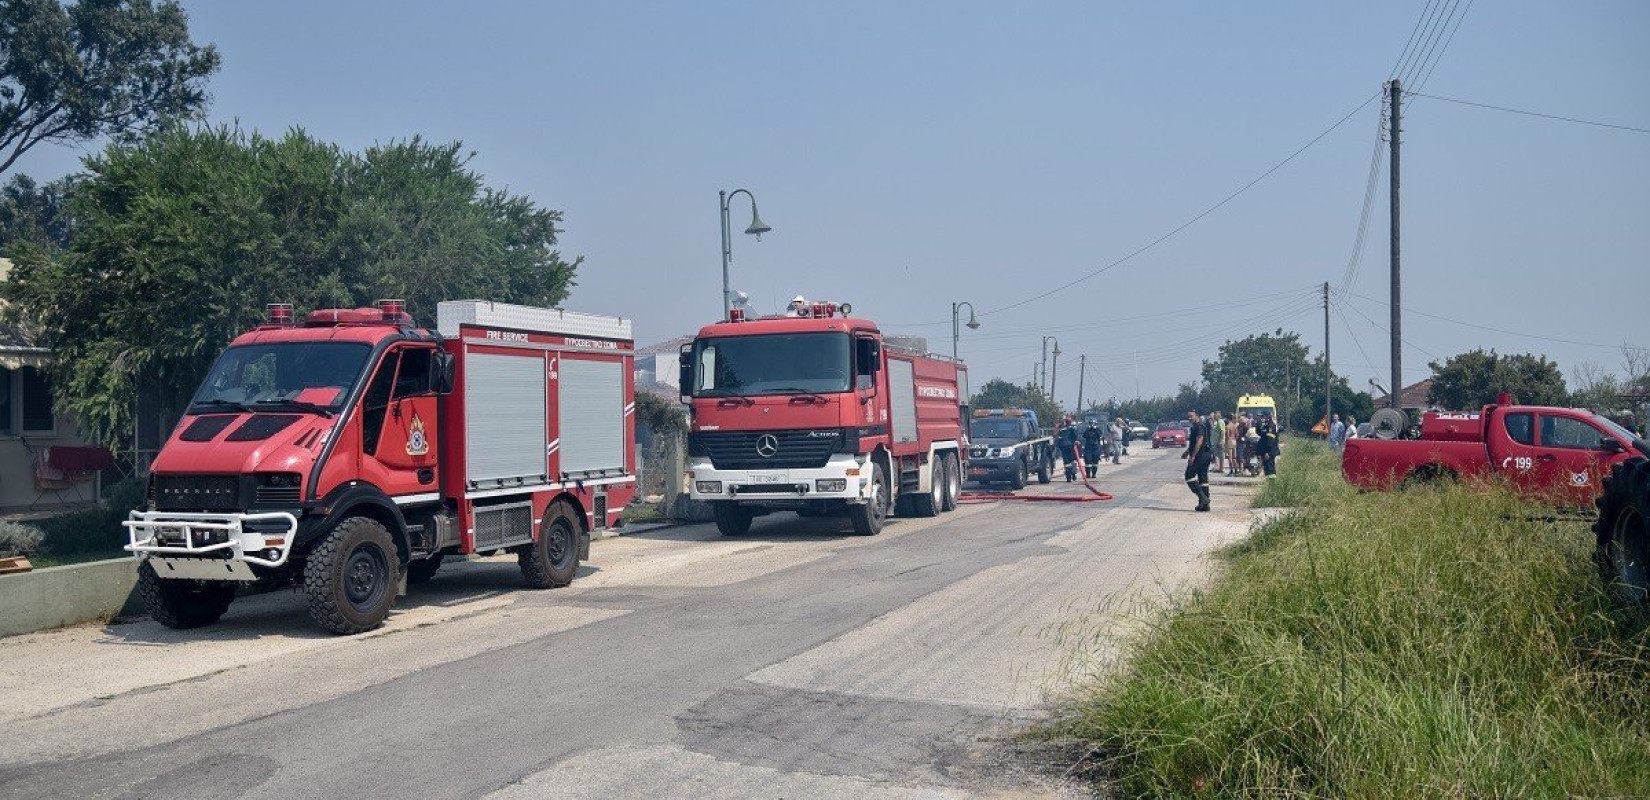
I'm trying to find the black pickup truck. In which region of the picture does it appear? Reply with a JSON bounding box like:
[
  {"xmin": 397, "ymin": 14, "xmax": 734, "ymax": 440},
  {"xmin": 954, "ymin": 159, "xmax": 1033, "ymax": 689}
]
[{"xmin": 965, "ymin": 410, "xmax": 1055, "ymax": 489}]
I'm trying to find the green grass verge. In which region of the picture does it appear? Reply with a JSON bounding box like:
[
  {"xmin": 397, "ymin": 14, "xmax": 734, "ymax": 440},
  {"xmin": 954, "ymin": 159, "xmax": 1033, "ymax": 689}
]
[{"xmin": 1049, "ymin": 435, "xmax": 1650, "ymax": 797}]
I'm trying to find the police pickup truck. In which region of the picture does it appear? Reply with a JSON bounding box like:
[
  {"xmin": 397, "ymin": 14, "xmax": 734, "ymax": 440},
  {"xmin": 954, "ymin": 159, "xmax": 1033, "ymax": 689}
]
[{"xmin": 965, "ymin": 409, "xmax": 1055, "ymax": 489}]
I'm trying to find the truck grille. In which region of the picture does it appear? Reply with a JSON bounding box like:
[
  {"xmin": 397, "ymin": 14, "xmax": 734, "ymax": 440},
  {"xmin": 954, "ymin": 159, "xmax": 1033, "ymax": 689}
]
[
  {"xmin": 693, "ymin": 430, "xmax": 836, "ymax": 471},
  {"xmin": 153, "ymin": 475, "xmax": 242, "ymax": 512}
]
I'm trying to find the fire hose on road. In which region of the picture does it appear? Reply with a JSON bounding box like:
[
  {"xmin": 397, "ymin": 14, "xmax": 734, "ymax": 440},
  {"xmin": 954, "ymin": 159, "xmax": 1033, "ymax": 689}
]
[{"xmin": 958, "ymin": 451, "xmax": 1113, "ymax": 503}]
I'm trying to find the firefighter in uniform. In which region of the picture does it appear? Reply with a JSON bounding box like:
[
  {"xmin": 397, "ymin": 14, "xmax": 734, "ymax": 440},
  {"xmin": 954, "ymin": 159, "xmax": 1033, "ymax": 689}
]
[
  {"xmin": 1056, "ymin": 417, "xmax": 1080, "ymax": 482},
  {"xmin": 1081, "ymin": 420, "xmax": 1103, "ymax": 479},
  {"xmin": 1181, "ymin": 410, "xmax": 1213, "ymax": 512}
]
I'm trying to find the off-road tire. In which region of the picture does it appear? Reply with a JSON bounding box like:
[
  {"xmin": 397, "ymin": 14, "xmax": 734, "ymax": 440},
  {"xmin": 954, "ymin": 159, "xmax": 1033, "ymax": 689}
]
[
  {"xmin": 1594, "ymin": 457, "xmax": 1650, "ymax": 605},
  {"xmin": 850, "ymin": 462, "xmax": 890, "ymax": 536},
  {"xmin": 940, "ymin": 453, "xmax": 960, "ymax": 512},
  {"xmin": 520, "ymin": 501, "xmax": 581, "ymax": 588},
  {"xmin": 1402, "ymin": 463, "xmax": 1459, "ymax": 489},
  {"xmin": 1037, "ymin": 452, "xmax": 1052, "ymax": 484},
  {"xmin": 407, "ymin": 553, "xmax": 443, "ymax": 585},
  {"xmin": 137, "ymin": 560, "xmax": 236, "ymax": 630},
  {"xmin": 1009, "ymin": 460, "xmax": 1027, "ymax": 491},
  {"xmin": 713, "ymin": 501, "xmax": 755, "ymax": 537},
  {"xmin": 303, "ymin": 516, "xmax": 400, "ymax": 635}
]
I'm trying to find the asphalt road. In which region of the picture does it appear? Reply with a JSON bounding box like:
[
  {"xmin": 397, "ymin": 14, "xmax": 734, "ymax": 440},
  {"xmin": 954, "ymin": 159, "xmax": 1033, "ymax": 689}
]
[{"xmin": 0, "ymin": 448, "xmax": 1256, "ymax": 799}]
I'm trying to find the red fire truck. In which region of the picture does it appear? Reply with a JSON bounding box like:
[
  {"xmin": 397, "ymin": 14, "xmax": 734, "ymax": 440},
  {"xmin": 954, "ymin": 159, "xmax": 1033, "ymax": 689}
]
[
  {"xmin": 681, "ymin": 299, "xmax": 968, "ymax": 536},
  {"xmin": 124, "ymin": 300, "xmax": 636, "ymax": 634}
]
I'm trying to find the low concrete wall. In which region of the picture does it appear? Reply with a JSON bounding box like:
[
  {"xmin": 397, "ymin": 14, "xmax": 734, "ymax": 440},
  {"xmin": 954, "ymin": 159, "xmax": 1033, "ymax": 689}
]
[{"xmin": 0, "ymin": 558, "xmax": 139, "ymax": 638}]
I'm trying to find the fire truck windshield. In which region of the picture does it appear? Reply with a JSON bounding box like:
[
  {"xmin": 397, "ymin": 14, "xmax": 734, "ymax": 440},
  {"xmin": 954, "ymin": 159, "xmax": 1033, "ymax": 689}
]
[
  {"xmin": 189, "ymin": 342, "xmax": 372, "ymax": 414},
  {"xmin": 693, "ymin": 333, "xmax": 851, "ymax": 397}
]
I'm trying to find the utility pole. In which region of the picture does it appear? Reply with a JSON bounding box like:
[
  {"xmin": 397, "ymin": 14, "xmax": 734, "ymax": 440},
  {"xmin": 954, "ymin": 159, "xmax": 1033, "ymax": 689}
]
[
  {"xmin": 1324, "ymin": 281, "xmax": 1332, "ymax": 436},
  {"xmin": 1049, "ymin": 341, "xmax": 1061, "ymax": 404},
  {"xmin": 1076, "ymin": 355, "xmax": 1087, "ymax": 414},
  {"xmin": 1388, "ymin": 79, "xmax": 1403, "ymax": 409},
  {"xmin": 1039, "ymin": 339, "xmax": 1050, "ymax": 394},
  {"xmin": 1133, "ymin": 350, "xmax": 1140, "ymax": 401}
]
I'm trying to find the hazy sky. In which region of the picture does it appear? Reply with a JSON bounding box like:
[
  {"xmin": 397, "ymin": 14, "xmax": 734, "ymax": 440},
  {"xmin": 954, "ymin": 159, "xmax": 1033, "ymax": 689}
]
[{"xmin": 15, "ymin": 1, "xmax": 1649, "ymax": 404}]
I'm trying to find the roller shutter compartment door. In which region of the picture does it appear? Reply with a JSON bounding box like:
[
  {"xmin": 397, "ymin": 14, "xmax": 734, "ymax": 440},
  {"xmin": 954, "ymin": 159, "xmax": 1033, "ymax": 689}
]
[
  {"xmin": 465, "ymin": 352, "xmax": 548, "ymax": 485},
  {"xmin": 559, "ymin": 357, "xmax": 625, "ymax": 476},
  {"xmin": 889, "ymin": 358, "xmax": 917, "ymax": 444}
]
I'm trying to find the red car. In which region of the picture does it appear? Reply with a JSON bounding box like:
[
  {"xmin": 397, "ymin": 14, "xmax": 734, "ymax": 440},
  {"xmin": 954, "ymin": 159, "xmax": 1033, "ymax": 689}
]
[
  {"xmin": 1342, "ymin": 403, "xmax": 1642, "ymax": 508},
  {"xmin": 1152, "ymin": 422, "xmax": 1189, "ymax": 449}
]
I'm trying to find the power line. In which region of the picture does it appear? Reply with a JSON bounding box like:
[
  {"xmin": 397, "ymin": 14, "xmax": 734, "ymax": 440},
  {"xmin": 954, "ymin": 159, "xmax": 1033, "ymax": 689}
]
[
  {"xmin": 1344, "ymin": 290, "xmax": 1650, "ymax": 352},
  {"xmin": 1405, "ymin": 91, "xmax": 1650, "ymax": 135},
  {"xmin": 1389, "ymin": 0, "xmax": 1441, "ymax": 79},
  {"xmin": 940, "ymin": 285, "xmax": 1318, "ymax": 343},
  {"xmin": 1336, "ymin": 105, "xmax": 1388, "ymax": 294},
  {"xmin": 969, "ymin": 92, "xmax": 1382, "ymax": 318},
  {"xmin": 1400, "ymin": 0, "xmax": 1460, "ymax": 86},
  {"xmin": 1412, "ymin": 0, "xmax": 1475, "ymax": 93},
  {"xmin": 1337, "ymin": 292, "xmax": 1440, "ymax": 360}
]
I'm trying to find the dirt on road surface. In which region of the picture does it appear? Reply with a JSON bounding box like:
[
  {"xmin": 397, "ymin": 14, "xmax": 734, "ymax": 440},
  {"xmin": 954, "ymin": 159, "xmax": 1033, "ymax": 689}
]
[{"xmin": 0, "ymin": 448, "xmax": 1257, "ymax": 799}]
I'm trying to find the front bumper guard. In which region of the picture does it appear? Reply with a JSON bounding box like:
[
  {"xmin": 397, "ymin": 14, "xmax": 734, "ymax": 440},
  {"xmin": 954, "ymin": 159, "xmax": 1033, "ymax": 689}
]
[{"xmin": 123, "ymin": 510, "xmax": 300, "ymax": 570}]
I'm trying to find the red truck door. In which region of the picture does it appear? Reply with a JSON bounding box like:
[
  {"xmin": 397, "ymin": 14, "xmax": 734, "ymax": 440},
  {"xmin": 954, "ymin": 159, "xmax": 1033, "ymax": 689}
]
[
  {"xmin": 1532, "ymin": 410, "xmax": 1616, "ymax": 505},
  {"xmin": 1492, "ymin": 410, "xmax": 1546, "ymax": 495},
  {"xmin": 359, "ymin": 345, "xmax": 441, "ymax": 497}
]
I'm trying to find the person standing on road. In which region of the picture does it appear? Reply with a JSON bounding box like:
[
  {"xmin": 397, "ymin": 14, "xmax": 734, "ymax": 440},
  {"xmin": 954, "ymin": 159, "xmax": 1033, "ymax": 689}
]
[
  {"xmin": 1181, "ymin": 410, "xmax": 1213, "ymax": 512},
  {"xmin": 1121, "ymin": 419, "xmax": 1133, "ymax": 456},
  {"xmin": 1328, "ymin": 414, "xmax": 1346, "ymax": 452},
  {"xmin": 1209, "ymin": 411, "xmax": 1226, "ymax": 474},
  {"xmin": 1081, "ymin": 421, "xmax": 1103, "ymax": 479},
  {"xmin": 1057, "ymin": 417, "xmax": 1080, "ymax": 482},
  {"xmin": 1107, "ymin": 418, "xmax": 1124, "ymax": 464},
  {"xmin": 1257, "ymin": 415, "xmax": 1280, "ymax": 477},
  {"xmin": 1224, "ymin": 413, "xmax": 1241, "ymax": 476}
]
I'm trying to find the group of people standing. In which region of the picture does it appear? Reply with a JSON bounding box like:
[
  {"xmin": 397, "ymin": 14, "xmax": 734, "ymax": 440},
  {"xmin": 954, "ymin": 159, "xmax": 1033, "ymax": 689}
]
[
  {"xmin": 1055, "ymin": 416, "xmax": 1130, "ymax": 480},
  {"xmin": 1180, "ymin": 409, "xmax": 1281, "ymax": 512},
  {"xmin": 1326, "ymin": 414, "xmax": 1361, "ymax": 452}
]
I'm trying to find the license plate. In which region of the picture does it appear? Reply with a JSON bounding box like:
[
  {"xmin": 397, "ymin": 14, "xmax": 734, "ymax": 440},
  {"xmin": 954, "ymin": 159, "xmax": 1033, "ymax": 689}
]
[{"xmin": 748, "ymin": 473, "xmax": 786, "ymax": 484}]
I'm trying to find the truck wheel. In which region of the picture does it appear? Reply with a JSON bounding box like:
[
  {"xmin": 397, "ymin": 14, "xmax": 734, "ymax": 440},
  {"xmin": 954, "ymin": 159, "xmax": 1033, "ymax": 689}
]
[
  {"xmin": 303, "ymin": 516, "xmax": 400, "ymax": 635},
  {"xmin": 1595, "ymin": 457, "xmax": 1650, "ymax": 605},
  {"xmin": 137, "ymin": 560, "xmax": 236, "ymax": 630},
  {"xmin": 1009, "ymin": 460, "xmax": 1027, "ymax": 491},
  {"xmin": 850, "ymin": 462, "xmax": 890, "ymax": 536},
  {"xmin": 713, "ymin": 502, "xmax": 754, "ymax": 537},
  {"xmin": 520, "ymin": 501, "xmax": 581, "ymax": 588},
  {"xmin": 1402, "ymin": 464, "xmax": 1458, "ymax": 489},
  {"xmin": 909, "ymin": 458, "xmax": 943, "ymax": 518},
  {"xmin": 1037, "ymin": 452, "xmax": 1052, "ymax": 484},
  {"xmin": 408, "ymin": 554, "xmax": 443, "ymax": 585},
  {"xmin": 941, "ymin": 453, "xmax": 960, "ymax": 512}
]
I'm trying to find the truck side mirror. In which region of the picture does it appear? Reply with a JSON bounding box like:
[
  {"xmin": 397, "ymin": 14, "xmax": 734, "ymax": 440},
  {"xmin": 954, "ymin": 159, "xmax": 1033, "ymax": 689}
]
[
  {"xmin": 679, "ymin": 343, "xmax": 694, "ymax": 403},
  {"xmin": 856, "ymin": 338, "xmax": 880, "ymax": 378},
  {"xmin": 429, "ymin": 349, "xmax": 456, "ymax": 395}
]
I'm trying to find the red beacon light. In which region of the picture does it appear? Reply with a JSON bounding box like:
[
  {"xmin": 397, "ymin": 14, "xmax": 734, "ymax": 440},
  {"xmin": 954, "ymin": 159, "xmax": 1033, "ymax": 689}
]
[
  {"xmin": 265, "ymin": 303, "xmax": 296, "ymax": 327},
  {"xmin": 729, "ymin": 307, "xmax": 747, "ymax": 322},
  {"xmin": 376, "ymin": 298, "xmax": 408, "ymax": 323}
]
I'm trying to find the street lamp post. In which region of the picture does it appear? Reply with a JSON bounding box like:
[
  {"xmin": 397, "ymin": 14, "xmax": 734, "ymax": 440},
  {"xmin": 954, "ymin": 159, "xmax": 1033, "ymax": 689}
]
[
  {"xmin": 951, "ymin": 301, "xmax": 980, "ymax": 363},
  {"xmin": 1042, "ymin": 336, "xmax": 1061, "ymax": 401},
  {"xmin": 719, "ymin": 189, "xmax": 771, "ymax": 321}
]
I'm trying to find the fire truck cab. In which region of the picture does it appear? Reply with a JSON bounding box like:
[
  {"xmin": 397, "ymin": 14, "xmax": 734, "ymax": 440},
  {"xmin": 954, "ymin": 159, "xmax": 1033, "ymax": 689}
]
[
  {"xmin": 682, "ymin": 299, "xmax": 969, "ymax": 537},
  {"xmin": 125, "ymin": 300, "xmax": 635, "ymax": 634}
]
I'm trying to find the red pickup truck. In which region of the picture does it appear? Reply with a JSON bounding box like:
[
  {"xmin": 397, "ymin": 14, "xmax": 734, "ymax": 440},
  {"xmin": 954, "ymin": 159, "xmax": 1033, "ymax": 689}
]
[{"xmin": 1341, "ymin": 403, "xmax": 1645, "ymax": 507}]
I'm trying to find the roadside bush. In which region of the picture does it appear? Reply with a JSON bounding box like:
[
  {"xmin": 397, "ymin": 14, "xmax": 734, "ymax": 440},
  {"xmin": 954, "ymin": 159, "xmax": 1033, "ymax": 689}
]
[
  {"xmin": 1050, "ymin": 434, "xmax": 1650, "ymax": 796},
  {"xmin": 33, "ymin": 478, "xmax": 145, "ymax": 559},
  {"xmin": 0, "ymin": 520, "xmax": 46, "ymax": 558}
]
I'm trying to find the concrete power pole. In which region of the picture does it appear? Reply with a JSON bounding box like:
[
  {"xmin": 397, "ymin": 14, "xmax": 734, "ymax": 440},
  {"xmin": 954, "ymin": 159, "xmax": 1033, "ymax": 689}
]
[
  {"xmin": 1076, "ymin": 354, "xmax": 1087, "ymax": 414},
  {"xmin": 1324, "ymin": 281, "xmax": 1332, "ymax": 436},
  {"xmin": 1040, "ymin": 340, "xmax": 1050, "ymax": 393},
  {"xmin": 1388, "ymin": 78, "xmax": 1403, "ymax": 409}
]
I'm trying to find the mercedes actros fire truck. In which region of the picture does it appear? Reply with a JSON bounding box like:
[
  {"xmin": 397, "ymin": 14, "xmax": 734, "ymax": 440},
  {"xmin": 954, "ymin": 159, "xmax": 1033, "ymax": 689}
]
[
  {"xmin": 681, "ymin": 298, "xmax": 969, "ymax": 536},
  {"xmin": 125, "ymin": 299, "xmax": 636, "ymax": 634}
]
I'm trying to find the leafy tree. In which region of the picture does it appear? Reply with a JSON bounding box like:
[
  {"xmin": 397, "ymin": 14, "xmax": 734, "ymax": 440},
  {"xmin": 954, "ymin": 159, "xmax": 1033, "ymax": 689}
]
[
  {"xmin": 1427, "ymin": 349, "xmax": 1568, "ymax": 409},
  {"xmin": 0, "ymin": 172, "xmax": 71, "ymax": 251},
  {"xmin": 0, "ymin": 0, "xmax": 219, "ymax": 175},
  {"xmin": 970, "ymin": 378, "xmax": 1061, "ymax": 429},
  {"xmin": 1, "ymin": 125, "xmax": 581, "ymax": 448}
]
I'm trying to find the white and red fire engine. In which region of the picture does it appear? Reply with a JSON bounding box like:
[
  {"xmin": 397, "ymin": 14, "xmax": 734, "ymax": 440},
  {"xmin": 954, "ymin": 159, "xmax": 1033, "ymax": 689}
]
[
  {"xmin": 125, "ymin": 300, "xmax": 636, "ymax": 634},
  {"xmin": 682, "ymin": 297, "xmax": 969, "ymax": 536}
]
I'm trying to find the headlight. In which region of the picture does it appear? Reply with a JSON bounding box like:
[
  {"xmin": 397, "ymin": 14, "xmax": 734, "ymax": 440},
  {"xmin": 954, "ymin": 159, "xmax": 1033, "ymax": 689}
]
[
  {"xmin": 815, "ymin": 479, "xmax": 847, "ymax": 492},
  {"xmin": 695, "ymin": 481, "xmax": 723, "ymax": 494}
]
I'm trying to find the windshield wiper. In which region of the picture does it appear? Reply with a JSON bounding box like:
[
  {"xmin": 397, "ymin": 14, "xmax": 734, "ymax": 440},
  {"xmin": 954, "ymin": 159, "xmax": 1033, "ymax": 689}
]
[
  {"xmin": 190, "ymin": 399, "xmax": 251, "ymax": 414},
  {"xmin": 773, "ymin": 387, "xmax": 828, "ymax": 403},
  {"xmin": 250, "ymin": 399, "xmax": 336, "ymax": 418}
]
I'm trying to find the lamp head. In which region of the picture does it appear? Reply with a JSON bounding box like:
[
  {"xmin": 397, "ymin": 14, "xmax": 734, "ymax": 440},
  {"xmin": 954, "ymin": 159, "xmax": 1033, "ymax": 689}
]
[{"xmin": 744, "ymin": 205, "xmax": 771, "ymax": 240}]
